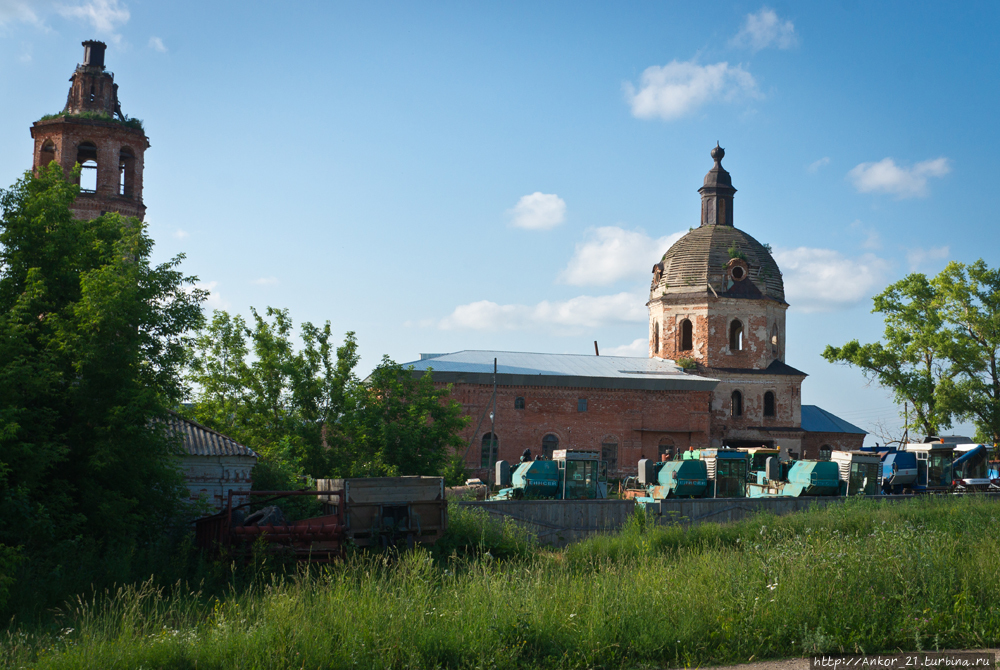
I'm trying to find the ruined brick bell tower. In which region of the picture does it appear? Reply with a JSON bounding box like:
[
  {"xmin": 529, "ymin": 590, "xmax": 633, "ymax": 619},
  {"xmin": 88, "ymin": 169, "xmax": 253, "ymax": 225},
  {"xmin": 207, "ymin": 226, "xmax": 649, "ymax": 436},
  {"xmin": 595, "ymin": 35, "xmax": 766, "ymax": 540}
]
[
  {"xmin": 648, "ymin": 145, "xmax": 806, "ymax": 452},
  {"xmin": 30, "ymin": 40, "xmax": 149, "ymax": 221}
]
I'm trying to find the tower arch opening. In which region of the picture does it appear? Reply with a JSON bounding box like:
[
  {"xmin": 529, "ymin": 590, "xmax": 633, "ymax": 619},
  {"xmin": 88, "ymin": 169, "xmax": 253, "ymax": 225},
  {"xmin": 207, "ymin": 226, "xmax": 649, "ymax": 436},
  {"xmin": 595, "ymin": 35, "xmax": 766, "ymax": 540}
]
[
  {"xmin": 680, "ymin": 318, "xmax": 693, "ymax": 351},
  {"xmin": 652, "ymin": 320, "xmax": 659, "ymax": 355},
  {"xmin": 729, "ymin": 319, "xmax": 744, "ymax": 352},
  {"xmin": 40, "ymin": 140, "xmax": 56, "ymax": 167},
  {"xmin": 76, "ymin": 141, "xmax": 98, "ymax": 193},
  {"xmin": 731, "ymin": 390, "xmax": 743, "ymax": 417},
  {"xmin": 764, "ymin": 391, "xmax": 775, "ymax": 417},
  {"xmin": 119, "ymin": 146, "xmax": 135, "ymax": 197}
]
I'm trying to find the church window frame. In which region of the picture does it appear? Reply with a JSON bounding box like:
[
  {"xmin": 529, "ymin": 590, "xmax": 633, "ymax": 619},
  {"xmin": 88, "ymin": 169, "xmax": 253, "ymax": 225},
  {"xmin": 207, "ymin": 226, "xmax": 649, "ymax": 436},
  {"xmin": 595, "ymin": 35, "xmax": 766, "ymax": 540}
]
[
  {"xmin": 514, "ymin": 396, "xmax": 525, "ymax": 410},
  {"xmin": 729, "ymin": 319, "xmax": 744, "ymax": 352},
  {"xmin": 680, "ymin": 318, "xmax": 693, "ymax": 351},
  {"xmin": 731, "ymin": 390, "xmax": 743, "ymax": 417},
  {"xmin": 542, "ymin": 433, "xmax": 559, "ymax": 459},
  {"xmin": 819, "ymin": 445, "xmax": 832, "ymax": 461},
  {"xmin": 481, "ymin": 432, "xmax": 499, "ymax": 469},
  {"xmin": 763, "ymin": 391, "xmax": 776, "ymax": 417},
  {"xmin": 118, "ymin": 146, "xmax": 136, "ymax": 197}
]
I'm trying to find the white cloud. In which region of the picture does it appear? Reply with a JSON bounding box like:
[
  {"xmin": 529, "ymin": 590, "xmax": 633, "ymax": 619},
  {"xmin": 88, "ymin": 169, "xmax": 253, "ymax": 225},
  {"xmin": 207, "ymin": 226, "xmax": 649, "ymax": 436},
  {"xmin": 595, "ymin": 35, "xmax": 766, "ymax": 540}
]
[
  {"xmin": 173, "ymin": 229, "xmax": 189, "ymax": 240},
  {"xmin": 807, "ymin": 157, "xmax": 830, "ymax": 173},
  {"xmin": 58, "ymin": 0, "xmax": 130, "ymax": 43},
  {"xmin": 847, "ymin": 157, "xmax": 951, "ymax": 199},
  {"xmin": 252, "ymin": 276, "xmax": 279, "ymax": 286},
  {"xmin": 0, "ymin": 2, "xmax": 45, "ymax": 28},
  {"xmin": 732, "ymin": 7, "xmax": 798, "ymax": 51},
  {"xmin": 559, "ymin": 226, "xmax": 684, "ymax": 286},
  {"xmin": 602, "ymin": 338, "xmax": 648, "ymax": 357},
  {"xmin": 148, "ymin": 36, "xmax": 166, "ymax": 52},
  {"xmin": 624, "ymin": 60, "xmax": 759, "ymax": 121},
  {"xmin": 773, "ymin": 247, "xmax": 890, "ymax": 313},
  {"xmin": 440, "ymin": 292, "xmax": 646, "ymax": 332},
  {"xmin": 509, "ymin": 192, "xmax": 566, "ymax": 230},
  {"xmin": 906, "ymin": 246, "xmax": 949, "ymax": 272}
]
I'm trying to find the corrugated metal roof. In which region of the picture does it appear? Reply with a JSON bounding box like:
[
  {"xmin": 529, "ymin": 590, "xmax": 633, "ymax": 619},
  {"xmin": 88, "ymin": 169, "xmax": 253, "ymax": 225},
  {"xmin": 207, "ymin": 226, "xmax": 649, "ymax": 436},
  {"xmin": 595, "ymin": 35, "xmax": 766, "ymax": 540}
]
[
  {"xmin": 401, "ymin": 350, "xmax": 719, "ymax": 391},
  {"xmin": 166, "ymin": 413, "xmax": 258, "ymax": 458},
  {"xmin": 801, "ymin": 405, "xmax": 866, "ymax": 435}
]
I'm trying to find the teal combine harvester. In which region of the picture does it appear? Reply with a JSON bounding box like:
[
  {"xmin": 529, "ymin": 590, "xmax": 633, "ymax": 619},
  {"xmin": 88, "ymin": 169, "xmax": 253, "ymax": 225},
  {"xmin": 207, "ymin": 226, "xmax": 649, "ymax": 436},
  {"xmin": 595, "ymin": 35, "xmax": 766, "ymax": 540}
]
[
  {"xmin": 746, "ymin": 456, "xmax": 840, "ymax": 498},
  {"xmin": 492, "ymin": 449, "xmax": 608, "ymax": 500},
  {"xmin": 626, "ymin": 454, "xmax": 710, "ymax": 512}
]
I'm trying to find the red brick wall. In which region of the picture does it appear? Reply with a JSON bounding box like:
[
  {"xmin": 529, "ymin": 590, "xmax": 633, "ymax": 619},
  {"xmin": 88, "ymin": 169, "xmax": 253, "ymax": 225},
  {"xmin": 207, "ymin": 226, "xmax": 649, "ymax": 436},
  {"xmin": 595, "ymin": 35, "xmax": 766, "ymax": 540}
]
[
  {"xmin": 31, "ymin": 117, "xmax": 148, "ymax": 221},
  {"xmin": 441, "ymin": 382, "xmax": 713, "ymax": 479}
]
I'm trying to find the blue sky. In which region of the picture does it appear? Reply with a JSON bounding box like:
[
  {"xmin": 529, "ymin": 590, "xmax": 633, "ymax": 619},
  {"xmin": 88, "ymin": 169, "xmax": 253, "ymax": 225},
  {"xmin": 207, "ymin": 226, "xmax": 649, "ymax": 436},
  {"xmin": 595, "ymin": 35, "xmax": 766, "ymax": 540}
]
[{"xmin": 1, "ymin": 1, "xmax": 997, "ymax": 443}]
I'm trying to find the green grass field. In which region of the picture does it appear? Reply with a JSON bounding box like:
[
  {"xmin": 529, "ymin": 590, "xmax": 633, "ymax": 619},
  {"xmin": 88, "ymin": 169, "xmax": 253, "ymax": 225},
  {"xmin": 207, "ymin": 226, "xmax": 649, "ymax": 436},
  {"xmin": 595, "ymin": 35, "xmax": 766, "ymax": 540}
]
[{"xmin": 4, "ymin": 495, "xmax": 1000, "ymax": 670}]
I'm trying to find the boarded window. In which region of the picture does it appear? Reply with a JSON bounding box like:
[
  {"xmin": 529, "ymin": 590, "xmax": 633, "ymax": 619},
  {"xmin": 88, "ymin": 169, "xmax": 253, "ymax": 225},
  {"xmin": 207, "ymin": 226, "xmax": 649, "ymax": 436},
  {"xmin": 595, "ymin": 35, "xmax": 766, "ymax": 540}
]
[
  {"xmin": 601, "ymin": 439, "xmax": 618, "ymax": 473},
  {"xmin": 681, "ymin": 319, "xmax": 693, "ymax": 351},
  {"xmin": 729, "ymin": 319, "xmax": 744, "ymax": 351},
  {"xmin": 514, "ymin": 396, "xmax": 525, "ymax": 410},
  {"xmin": 731, "ymin": 390, "xmax": 743, "ymax": 417},
  {"xmin": 542, "ymin": 433, "xmax": 559, "ymax": 459},
  {"xmin": 480, "ymin": 433, "xmax": 498, "ymax": 468},
  {"xmin": 40, "ymin": 140, "xmax": 56, "ymax": 167},
  {"xmin": 578, "ymin": 398, "xmax": 587, "ymax": 412},
  {"xmin": 764, "ymin": 391, "xmax": 775, "ymax": 417}
]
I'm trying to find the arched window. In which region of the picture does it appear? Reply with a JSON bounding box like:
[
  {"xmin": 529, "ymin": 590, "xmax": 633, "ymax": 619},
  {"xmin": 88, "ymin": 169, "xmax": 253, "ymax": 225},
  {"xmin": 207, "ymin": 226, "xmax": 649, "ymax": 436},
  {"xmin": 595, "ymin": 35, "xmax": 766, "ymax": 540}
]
[
  {"xmin": 819, "ymin": 445, "xmax": 832, "ymax": 461},
  {"xmin": 76, "ymin": 141, "xmax": 98, "ymax": 193},
  {"xmin": 480, "ymin": 432, "xmax": 498, "ymax": 468},
  {"xmin": 680, "ymin": 319, "xmax": 693, "ymax": 351},
  {"xmin": 731, "ymin": 390, "xmax": 743, "ymax": 417},
  {"xmin": 119, "ymin": 146, "xmax": 135, "ymax": 197},
  {"xmin": 39, "ymin": 140, "xmax": 56, "ymax": 167},
  {"xmin": 542, "ymin": 433, "xmax": 559, "ymax": 459},
  {"xmin": 771, "ymin": 324, "xmax": 779, "ymax": 357},
  {"xmin": 657, "ymin": 437, "xmax": 674, "ymax": 462},
  {"xmin": 652, "ymin": 321, "xmax": 659, "ymax": 354},
  {"xmin": 601, "ymin": 438, "xmax": 619, "ymax": 473},
  {"xmin": 514, "ymin": 396, "xmax": 525, "ymax": 410},
  {"xmin": 764, "ymin": 391, "xmax": 775, "ymax": 417},
  {"xmin": 729, "ymin": 319, "xmax": 744, "ymax": 351}
]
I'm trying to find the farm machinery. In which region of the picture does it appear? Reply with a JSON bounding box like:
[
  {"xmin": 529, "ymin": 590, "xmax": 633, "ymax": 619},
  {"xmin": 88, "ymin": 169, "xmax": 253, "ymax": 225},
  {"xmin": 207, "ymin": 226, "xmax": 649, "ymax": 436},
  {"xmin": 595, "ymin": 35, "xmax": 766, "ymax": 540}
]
[
  {"xmin": 194, "ymin": 476, "xmax": 448, "ymax": 560},
  {"xmin": 745, "ymin": 456, "xmax": 841, "ymax": 498},
  {"xmin": 492, "ymin": 449, "xmax": 609, "ymax": 500}
]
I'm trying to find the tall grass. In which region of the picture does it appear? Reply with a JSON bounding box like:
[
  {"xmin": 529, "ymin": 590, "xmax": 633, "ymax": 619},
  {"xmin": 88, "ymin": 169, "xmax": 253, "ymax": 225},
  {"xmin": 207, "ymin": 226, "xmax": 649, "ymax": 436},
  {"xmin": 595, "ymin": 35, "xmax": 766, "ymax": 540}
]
[{"xmin": 4, "ymin": 496, "xmax": 1000, "ymax": 669}]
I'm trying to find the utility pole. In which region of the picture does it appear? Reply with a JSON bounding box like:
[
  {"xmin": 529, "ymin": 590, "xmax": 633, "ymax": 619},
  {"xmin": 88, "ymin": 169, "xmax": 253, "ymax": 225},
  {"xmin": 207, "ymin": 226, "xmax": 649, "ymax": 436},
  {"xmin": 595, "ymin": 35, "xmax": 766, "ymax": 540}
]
[{"xmin": 489, "ymin": 358, "xmax": 497, "ymax": 482}]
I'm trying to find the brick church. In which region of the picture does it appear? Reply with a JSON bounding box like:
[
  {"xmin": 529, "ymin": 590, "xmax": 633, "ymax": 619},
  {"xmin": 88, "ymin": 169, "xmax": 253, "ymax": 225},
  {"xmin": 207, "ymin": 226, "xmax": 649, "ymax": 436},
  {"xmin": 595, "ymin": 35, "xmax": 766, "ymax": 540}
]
[{"xmin": 406, "ymin": 145, "xmax": 865, "ymax": 478}]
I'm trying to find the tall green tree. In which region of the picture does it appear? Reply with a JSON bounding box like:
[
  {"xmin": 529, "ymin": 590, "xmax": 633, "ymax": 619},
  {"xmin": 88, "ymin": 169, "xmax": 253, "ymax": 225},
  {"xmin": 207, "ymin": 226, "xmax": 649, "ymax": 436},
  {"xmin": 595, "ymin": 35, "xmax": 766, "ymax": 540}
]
[
  {"xmin": 823, "ymin": 273, "xmax": 956, "ymax": 438},
  {"xmin": 345, "ymin": 357, "xmax": 469, "ymax": 478},
  {"xmin": 0, "ymin": 164, "xmax": 205, "ymax": 551},
  {"xmin": 934, "ymin": 260, "xmax": 1000, "ymax": 443},
  {"xmin": 185, "ymin": 308, "xmax": 359, "ymax": 483}
]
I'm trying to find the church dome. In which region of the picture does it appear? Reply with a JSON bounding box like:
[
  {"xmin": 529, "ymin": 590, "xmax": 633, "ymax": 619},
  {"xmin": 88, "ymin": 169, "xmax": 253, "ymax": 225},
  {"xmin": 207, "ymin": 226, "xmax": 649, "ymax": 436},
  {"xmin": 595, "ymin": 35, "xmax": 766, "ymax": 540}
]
[{"xmin": 649, "ymin": 146, "xmax": 785, "ymax": 303}]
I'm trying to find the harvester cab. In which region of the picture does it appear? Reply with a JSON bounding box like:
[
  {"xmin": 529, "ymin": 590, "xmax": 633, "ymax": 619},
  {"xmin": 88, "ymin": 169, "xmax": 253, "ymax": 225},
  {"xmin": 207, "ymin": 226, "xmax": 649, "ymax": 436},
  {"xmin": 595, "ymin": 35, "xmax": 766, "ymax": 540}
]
[
  {"xmin": 699, "ymin": 448, "xmax": 749, "ymax": 498},
  {"xmin": 902, "ymin": 442, "xmax": 955, "ymax": 492},
  {"xmin": 831, "ymin": 450, "xmax": 882, "ymax": 495},
  {"xmin": 952, "ymin": 444, "xmax": 998, "ymax": 491},
  {"xmin": 492, "ymin": 449, "xmax": 608, "ymax": 500},
  {"xmin": 742, "ymin": 448, "xmax": 781, "ymax": 483}
]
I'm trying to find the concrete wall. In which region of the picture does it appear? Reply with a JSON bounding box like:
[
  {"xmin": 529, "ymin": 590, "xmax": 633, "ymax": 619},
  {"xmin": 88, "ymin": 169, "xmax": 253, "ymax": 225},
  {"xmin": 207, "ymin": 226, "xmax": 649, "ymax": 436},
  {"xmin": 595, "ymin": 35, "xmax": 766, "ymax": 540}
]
[{"xmin": 460, "ymin": 494, "xmax": 1000, "ymax": 547}]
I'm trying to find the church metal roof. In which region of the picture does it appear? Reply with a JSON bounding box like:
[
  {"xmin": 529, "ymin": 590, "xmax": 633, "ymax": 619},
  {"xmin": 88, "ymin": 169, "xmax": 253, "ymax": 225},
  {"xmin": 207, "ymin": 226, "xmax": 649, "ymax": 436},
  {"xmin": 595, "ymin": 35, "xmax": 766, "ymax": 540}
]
[
  {"xmin": 800, "ymin": 405, "xmax": 866, "ymax": 435},
  {"xmin": 403, "ymin": 350, "xmax": 719, "ymax": 391}
]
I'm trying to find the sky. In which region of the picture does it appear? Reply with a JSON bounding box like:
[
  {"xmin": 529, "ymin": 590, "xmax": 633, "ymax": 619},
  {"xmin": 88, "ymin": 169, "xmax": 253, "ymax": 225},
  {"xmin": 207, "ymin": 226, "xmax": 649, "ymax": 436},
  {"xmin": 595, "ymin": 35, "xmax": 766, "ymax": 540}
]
[{"xmin": 1, "ymin": 0, "xmax": 998, "ymax": 444}]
